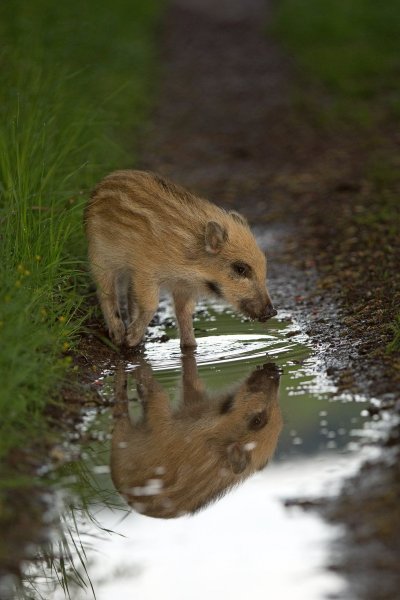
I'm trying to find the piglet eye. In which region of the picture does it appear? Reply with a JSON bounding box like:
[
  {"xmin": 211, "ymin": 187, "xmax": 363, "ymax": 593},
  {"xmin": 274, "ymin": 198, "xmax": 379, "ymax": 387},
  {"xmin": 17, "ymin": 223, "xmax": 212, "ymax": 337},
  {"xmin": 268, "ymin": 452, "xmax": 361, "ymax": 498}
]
[
  {"xmin": 232, "ymin": 261, "xmax": 252, "ymax": 278},
  {"xmin": 249, "ymin": 411, "xmax": 267, "ymax": 431}
]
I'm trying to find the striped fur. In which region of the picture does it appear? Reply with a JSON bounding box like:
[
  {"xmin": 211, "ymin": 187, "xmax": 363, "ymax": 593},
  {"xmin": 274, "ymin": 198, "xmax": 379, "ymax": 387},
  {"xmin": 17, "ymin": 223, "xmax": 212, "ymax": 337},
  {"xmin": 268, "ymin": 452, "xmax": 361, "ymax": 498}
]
[{"xmin": 85, "ymin": 170, "xmax": 275, "ymax": 347}]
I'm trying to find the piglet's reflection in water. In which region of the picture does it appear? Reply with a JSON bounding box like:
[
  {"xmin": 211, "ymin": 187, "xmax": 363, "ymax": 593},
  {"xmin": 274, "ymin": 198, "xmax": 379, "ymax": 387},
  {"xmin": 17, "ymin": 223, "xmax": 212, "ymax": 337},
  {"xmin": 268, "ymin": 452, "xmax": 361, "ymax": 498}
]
[{"xmin": 111, "ymin": 356, "xmax": 283, "ymax": 518}]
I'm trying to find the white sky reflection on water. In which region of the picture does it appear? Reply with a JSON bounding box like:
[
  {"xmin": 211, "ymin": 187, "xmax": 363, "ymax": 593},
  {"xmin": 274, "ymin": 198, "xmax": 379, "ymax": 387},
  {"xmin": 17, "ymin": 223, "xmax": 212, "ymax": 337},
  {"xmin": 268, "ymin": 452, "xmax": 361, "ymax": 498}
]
[{"xmin": 51, "ymin": 456, "xmax": 363, "ymax": 600}]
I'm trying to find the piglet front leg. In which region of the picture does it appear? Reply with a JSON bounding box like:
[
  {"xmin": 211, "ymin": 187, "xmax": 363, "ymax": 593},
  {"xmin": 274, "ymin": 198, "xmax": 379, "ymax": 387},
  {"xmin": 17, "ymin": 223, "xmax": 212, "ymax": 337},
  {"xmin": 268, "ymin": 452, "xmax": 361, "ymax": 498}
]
[{"xmin": 173, "ymin": 289, "xmax": 197, "ymax": 349}]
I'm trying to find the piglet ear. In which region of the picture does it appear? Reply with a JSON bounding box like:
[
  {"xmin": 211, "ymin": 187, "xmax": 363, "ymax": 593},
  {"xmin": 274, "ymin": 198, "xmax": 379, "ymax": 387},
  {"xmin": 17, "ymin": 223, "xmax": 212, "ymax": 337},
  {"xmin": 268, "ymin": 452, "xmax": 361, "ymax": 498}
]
[
  {"xmin": 226, "ymin": 442, "xmax": 250, "ymax": 474},
  {"xmin": 205, "ymin": 221, "xmax": 227, "ymax": 254}
]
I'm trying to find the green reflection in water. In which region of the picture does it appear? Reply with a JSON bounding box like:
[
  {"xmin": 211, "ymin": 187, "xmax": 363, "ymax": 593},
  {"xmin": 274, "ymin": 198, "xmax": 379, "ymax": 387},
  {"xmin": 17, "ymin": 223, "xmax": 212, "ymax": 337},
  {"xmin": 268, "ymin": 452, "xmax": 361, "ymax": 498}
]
[
  {"xmin": 63, "ymin": 306, "xmax": 367, "ymax": 522},
  {"xmin": 99, "ymin": 307, "xmax": 365, "ymax": 460}
]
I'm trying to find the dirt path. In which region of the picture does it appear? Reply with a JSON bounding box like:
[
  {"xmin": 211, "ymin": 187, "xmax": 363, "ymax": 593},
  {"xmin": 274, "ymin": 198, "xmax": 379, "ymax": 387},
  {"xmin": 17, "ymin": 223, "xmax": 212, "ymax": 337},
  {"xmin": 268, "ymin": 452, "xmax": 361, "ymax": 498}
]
[
  {"xmin": 137, "ymin": 0, "xmax": 399, "ymax": 398},
  {"xmin": 133, "ymin": 1, "xmax": 400, "ymax": 598},
  {"xmin": 140, "ymin": 0, "xmax": 292, "ymax": 209},
  {"xmin": 138, "ymin": 0, "xmax": 400, "ymax": 391},
  {"xmin": 137, "ymin": 0, "xmax": 315, "ymax": 348}
]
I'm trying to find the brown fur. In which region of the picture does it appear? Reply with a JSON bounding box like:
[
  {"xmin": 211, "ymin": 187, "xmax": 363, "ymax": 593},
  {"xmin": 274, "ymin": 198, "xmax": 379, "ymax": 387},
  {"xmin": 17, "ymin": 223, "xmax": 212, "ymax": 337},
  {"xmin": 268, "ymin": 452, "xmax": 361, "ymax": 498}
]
[
  {"xmin": 110, "ymin": 357, "xmax": 282, "ymax": 518},
  {"xmin": 85, "ymin": 170, "xmax": 276, "ymax": 347}
]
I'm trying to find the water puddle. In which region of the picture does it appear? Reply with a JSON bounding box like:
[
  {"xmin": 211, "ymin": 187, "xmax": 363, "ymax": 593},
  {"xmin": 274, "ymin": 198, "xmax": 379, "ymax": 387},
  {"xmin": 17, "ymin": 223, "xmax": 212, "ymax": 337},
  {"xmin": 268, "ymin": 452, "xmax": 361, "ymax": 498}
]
[{"xmin": 12, "ymin": 304, "xmax": 375, "ymax": 599}]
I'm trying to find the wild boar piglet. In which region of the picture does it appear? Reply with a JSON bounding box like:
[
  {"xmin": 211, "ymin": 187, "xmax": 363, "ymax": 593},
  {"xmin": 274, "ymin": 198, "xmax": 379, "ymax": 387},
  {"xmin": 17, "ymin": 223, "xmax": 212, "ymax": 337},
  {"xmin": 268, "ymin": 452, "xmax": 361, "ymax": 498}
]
[{"xmin": 85, "ymin": 170, "xmax": 277, "ymax": 347}]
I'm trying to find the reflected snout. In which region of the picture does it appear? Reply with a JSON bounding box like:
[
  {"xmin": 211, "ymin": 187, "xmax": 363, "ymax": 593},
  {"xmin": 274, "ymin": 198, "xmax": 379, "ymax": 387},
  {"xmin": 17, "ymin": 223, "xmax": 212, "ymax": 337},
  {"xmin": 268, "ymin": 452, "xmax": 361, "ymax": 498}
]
[{"xmin": 247, "ymin": 363, "xmax": 281, "ymax": 391}]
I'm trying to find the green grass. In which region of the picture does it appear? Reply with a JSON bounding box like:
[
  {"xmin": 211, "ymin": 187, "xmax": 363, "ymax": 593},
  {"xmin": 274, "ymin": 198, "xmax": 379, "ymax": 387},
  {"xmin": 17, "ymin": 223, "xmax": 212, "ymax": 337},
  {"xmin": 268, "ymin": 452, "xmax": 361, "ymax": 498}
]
[
  {"xmin": 387, "ymin": 317, "xmax": 400, "ymax": 353},
  {"xmin": 272, "ymin": 0, "xmax": 400, "ymax": 126},
  {"xmin": 0, "ymin": 0, "xmax": 164, "ymax": 457}
]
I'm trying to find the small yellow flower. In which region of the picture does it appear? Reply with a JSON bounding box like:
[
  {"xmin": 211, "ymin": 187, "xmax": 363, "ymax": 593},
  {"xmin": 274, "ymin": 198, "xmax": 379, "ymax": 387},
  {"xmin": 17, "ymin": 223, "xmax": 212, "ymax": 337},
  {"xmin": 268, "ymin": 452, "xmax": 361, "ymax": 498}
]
[
  {"xmin": 62, "ymin": 342, "xmax": 70, "ymax": 351},
  {"xmin": 35, "ymin": 255, "xmax": 41, "ymax": 262},
  {"xmin": 15, "ymin": 280, "xmax": 22, "ymax": 288},
  {"xmin": 24, "ymin": 269, "xmax": 31, "ymax": 276},
  {"xmin": 17, "ymin": 264, "xmax": 24, "ymax": 273},
  {"xmin": 58, "ymin": 315, "xmax": 66, "ymax": 323}
]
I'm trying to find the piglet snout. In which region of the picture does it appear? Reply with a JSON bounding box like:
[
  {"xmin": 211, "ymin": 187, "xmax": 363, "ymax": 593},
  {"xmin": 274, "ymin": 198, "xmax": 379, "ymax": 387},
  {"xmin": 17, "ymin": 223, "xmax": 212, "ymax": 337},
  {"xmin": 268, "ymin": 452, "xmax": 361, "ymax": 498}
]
[
  {"xmin": 240, "ymin": 299, "xmax": 277, "ymax": 322},
  {"xmin": 258, "ymin": 306, "xmax": 277, "ymax": 322}
]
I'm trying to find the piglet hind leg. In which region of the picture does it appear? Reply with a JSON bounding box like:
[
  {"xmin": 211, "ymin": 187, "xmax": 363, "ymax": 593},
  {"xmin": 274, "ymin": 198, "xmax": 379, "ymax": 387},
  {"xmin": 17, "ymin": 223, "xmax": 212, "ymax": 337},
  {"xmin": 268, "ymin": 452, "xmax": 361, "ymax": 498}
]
[
  {"xmin": 94, "ymin": 268, "xmax": 126, "ymax": 345},
  {"xmin": 115, "ymin": 269, "xmax": 132, "ymax": 331},
  {"xmin": 173, "ymin": 289, "xmax": 197, "ymax": 349},
  {"xmin": 126, "ymin": 278, "xmax": 160, "ymax": 348}
]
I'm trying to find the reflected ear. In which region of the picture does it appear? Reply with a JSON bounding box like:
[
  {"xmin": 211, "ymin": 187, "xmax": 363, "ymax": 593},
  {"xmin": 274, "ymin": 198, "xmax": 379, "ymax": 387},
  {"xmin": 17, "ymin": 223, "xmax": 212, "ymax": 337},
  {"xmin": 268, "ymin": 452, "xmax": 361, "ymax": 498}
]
[
  {"xmin": 226, "ymin": 442, "xmax": 250, "ymax": 474},
  {"xmin": 205, "ymin": 221, "xmax": 228, "ymax": 254},
  {"xmin": 229, "ymin": 211, "xmax": 248, "ymax": 227}
]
